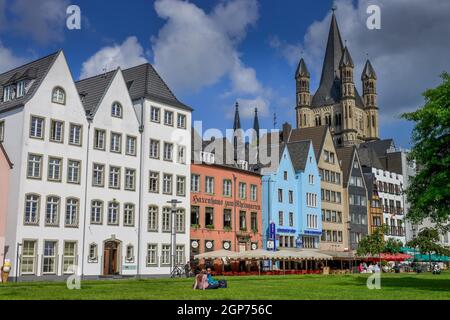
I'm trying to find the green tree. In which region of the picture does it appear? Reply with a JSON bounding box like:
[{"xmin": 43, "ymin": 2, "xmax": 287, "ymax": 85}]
[
  {"xmin": 383, "ymin": 238, "xmax": 403, "ymax": 254},
  {"xmin": 357, "ymin": 226, "xmax": 387, "ymax": 258},
  {"xmin": 407, "ymin": 228, "xmax": 450, "ymax": 268},
  {"xmin": 402, "ymin": 72, "xmax": 450, "ymax": 226}
]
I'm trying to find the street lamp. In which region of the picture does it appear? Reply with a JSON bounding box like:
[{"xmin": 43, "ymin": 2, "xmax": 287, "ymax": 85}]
[
  {"xmin": 15, "ymin": 243, "xmax": 22, "ymax": 283},
  {"xmin": 167, "ymin": 199, "xmax": 182, "ymax": 277}
]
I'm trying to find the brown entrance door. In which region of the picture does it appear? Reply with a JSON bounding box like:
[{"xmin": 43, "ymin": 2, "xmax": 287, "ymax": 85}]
[{"xmin": 103, "ymin": 241, "xmax": 119, "ymax": 275}]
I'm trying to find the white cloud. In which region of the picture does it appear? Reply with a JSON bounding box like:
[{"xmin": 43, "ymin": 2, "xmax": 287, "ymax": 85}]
[
  {"xmin": 80, "ymin": 36, "xmax": 148, "ymax": 79},
  {"xmin": 10, "ymin": 0, "xmax": 69, "ymax": 44},
  {"xmin": 270, "ymin": 0, "xmax": 450, "ymax": 122},
  {"xmin": 225, "ymin": 96, "xmax": 270, "ymax": 120},
  {"xmin": 0, "ymin": 41, "xmax": 26, "ymax": 73},
  {"xmin": 152, "ymin": 0, "xmax": 263, "ymax": 95}
]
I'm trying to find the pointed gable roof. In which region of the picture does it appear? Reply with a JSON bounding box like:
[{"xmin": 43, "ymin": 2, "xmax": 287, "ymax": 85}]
[
  {"xmin": 75, "ymin": 69, "xmax": 118, "ymax": 116},
  {"xmin": 287, "ymin": 126, "xmax": 329, "ymax": 161},
  {"xmin": 362, "ymin": 59, "xmax": 377, "ymax": 80},
  {"xmin": 357, "ymin": 144, "xmax": 384, "ymax": 170},
  {"xmin": 339, "ymin": 47, "xmax": 354, "ymax": 68},
  {"xmin": 296, "ymin": 58, "xmax": 310, "ymax": 78},
  {"xmin": 337, "ymin": 146, "xmax": 356, "ymax": 186},
  {"xmin": 122, "ymin": 63, "xmax": 192, "ymax": 111},
  {"xmin": 286, "ymin": 140, "xmax": 312, "ymax": 172},
  {"xmin": 0, "ymin": 51, "xmax": 61, "ymax": 113}
]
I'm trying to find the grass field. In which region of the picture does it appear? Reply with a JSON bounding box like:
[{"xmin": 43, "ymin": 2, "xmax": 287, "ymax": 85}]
[{"xmin": 0, "ymin": 272, "xmax": 449, "ymax": 300}]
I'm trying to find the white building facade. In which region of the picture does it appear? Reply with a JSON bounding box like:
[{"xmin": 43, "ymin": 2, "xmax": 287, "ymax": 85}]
[
  {"xmin": 372, "ymin": 168, "xmax": 406, "ymax": 244},
  {"xmin": 0, "ymin": 51, "xmax": 192, "ymax": 279}
]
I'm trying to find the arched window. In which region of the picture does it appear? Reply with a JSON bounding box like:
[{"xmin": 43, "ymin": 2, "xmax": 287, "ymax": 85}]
[
  {"xmin": 315, "ymin": 115, "xmax": 321, "ymax": 126},
  {"xmin": 52, "ymin": 87, "xmax": 66, "ymax": 105},
  {"xmin": 303, "ymin": 114, "xmax": 307, "ymax": 126},
  {"xmin": 111, "ymin": 102, "xmax": 122, "ymax": 118}
]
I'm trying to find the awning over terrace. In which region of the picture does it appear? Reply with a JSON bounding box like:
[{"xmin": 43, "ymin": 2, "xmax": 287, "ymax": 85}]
[
  {"xmin": 194, "ymin": 249, "xmax": 238, "ymax": 260},
  {"xmin": 194, "ymin": 249, "xmax": 333, "ymax": 261}
]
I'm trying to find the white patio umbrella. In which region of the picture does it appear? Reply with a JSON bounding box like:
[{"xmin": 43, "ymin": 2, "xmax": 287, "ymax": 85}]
[{"xmin": 194, "ymin": 249, "xmax": 238, "ymax": 260}]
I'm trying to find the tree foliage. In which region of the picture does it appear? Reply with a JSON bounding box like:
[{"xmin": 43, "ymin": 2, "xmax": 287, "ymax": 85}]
[
  {"xmin": 357, "ymin": 226, "xmax": 386, "ymax": 257},
  {"xmin": 384, "ymin": 238, "xmax": 403, "ymax": 254},
  {"xmin": 402, "ymin": 72, "xmax": 450, "ymax": 226},
  {"xmin": 407, "ymin": 228, "xmax": 450, "ymax": 257}
]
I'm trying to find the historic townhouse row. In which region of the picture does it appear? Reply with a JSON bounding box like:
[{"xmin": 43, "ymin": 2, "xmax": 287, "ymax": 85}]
[{"xmin": 0, "ymin": 50, "xmax": 192, "ymax": 279}]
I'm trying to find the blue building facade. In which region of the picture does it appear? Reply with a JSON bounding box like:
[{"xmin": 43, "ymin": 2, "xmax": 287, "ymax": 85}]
[{"xmin": 262, "ymin": 140, "xmax": 322, "ymax": 250}]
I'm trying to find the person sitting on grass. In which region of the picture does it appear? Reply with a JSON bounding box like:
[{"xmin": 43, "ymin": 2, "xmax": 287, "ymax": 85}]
[
  {"xmin": 206, "ymin": 268, "xmax": 227, "ymax": 289},
  {"xmin": 193, "ymin": 271, "xmax": 209, "ymax": 290}
]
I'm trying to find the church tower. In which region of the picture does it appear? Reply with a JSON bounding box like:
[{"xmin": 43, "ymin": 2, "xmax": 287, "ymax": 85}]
[
  {"xmin": 295, "ymin": 58, "xmax": 311, "ymax": 129},
  {"xmin": 362, "ymin": 59, "xmax": 379, "ymax": 140}
]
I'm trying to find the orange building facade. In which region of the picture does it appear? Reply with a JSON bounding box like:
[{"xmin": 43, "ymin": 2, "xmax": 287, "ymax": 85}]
[{"xmin": 190, "ymin": 163, "xmax": 262, "ymax": 258}]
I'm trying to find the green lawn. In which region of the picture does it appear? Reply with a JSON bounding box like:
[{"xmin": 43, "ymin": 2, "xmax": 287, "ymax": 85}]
[{"xmin": 1, "ymin": 272, "xmax": 449, "ymax": 300}]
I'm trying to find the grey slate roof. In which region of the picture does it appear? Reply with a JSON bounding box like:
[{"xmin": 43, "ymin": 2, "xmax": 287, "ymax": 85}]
[
  {"xmin": 337, "ymin": 146, "xmax": 356, "ymax": 186},
  {"xmin": 311, "ymin": 13, "xmax": 364, "ymax": 109},
  {"xmin": 0, "ymin": 51, "xmax": 60, "ymax": 114},
  {"xmin": 359, "ymin": 139, "xmax": 395, "ymax": 158},
  {"xmin": 357, "ymin": 144, "xmax": 384, "ymax": 169},
  {"xmin": 287, "ymin": 126, "xmax": 329, "ymax": 161},
  {"xmin": 361, "ymin": 59, "xmax": 377, "ymax": 80},
  {"xmin": 295, "ymin": 58, "xmax": 310, "ymax": 78},
  {"xmin": 75, "ymin": 69, "xmax": 118, "ymax": 116},
  {"xmin": 286, "ymin": 140, "xmax": 311, "ymax": 172},
  {"xmin": 122, "ymin": 63, "xmax": 192, "ymax": 111},
  {"xmin": 339, "ymin": 47, "xmax": 354, "ymax": 68}
]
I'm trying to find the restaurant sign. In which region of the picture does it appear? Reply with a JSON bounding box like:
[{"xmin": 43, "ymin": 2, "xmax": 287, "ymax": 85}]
[{"xmin": 192, "ymin": 195, "xmax": 261, "ymax": 211}]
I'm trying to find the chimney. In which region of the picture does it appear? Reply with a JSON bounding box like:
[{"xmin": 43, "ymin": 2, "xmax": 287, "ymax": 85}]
[{"xmin": 282, "ymin": 122, "xmax": 292, "ymax": 142}]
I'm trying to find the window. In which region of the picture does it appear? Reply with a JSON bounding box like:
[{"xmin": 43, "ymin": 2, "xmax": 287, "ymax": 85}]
[
  {"xmin": 21, "ymin": 241, "xmax": 37, "ymax": 274},
  {"xmin": 42, "ymin": 241, "xmax": 57, "ymax": 274},
  {"xmin": 278, "ymin": 189, "xmax": 283, "ymax": 202},
  {"xmin": 63, "ymin": 242, "xmax": 77, "ymax": 274},
  {"xmin": 205, "ymin": 176, "xmax": 214, "ymax": 194},
  {"xmin": 191, "ymin": 206, "xmax": 200, "ymax": 227},
  {"xmin": 284, "ymin": 171, "xmax": 288, "ymax": 180},
  {"xmin": 125, "ymin": 168, "xmax": 136, "ymax": 191},
  {"xmin": 30, "ymin": 116, "xmax": 44, "ymax": 139},
  {"xmin": 163, "ymin": 173, "xmax": 173, "ymax": 194},
  {"xmin": 110, "ymin": 132, "xmax": 122, "ymax": 153},
  {"xmin": 109, "ymin": 166, "xmax": 121, "ymax": 189},
  {"xmin": 223, "ymin": 209, "xmax": 232, "ymax": 229},
  {"xmin": 191, "ymin": 174, "xmax": 200, "ymax": 192},
  {"xmin": 3, "ymin": 85, "xmax": 12, "ymax": 102},
  {"xmin": 92, "ymin": 163, "xmax": 105, "ymax": 187},
  {"xmin": 251, "ymin": 212, "xmax": 258, "ymax": 231},
  {"xmin": 27, "ymin": 154, "xmax": 42, "ymax": 179},
  {"xmin": 288, "ymin": 190, "xmax": 294, "ymax": 204},
  {"xmin": 288, "ymin": 212, "xmax": 294, "ymax": 227},
  {"xmin": 148, "ymin": 206, "xmax": 158, "ymax": 232},
  {"xmin": 17, "ymin": 80, "xmax": 25, "ymax": 98},
  {"xmin": 0, "ymin": 121, "xmax": 5, "ymax": 142},
  {"xmin": 45, "ymin": 196, "xmax": 60, "ymax": 226},
  {"xmin": 176, "ymin": 176, "xmax": 186, "ymax": 196},
  {"xmin": 107, "ymin": 201, "xmax": 119, "ymax": 225},
  {"xmin": 147, "ymin": 244, "xmax": 158, "ymax": 266},
  {"xmin": 177, "ymin": 114, "xmax": 186, "ymax": 129},
  {"xmin": 150, "ymin": 139, "xmax": 160, "ymax": 159},
  {"xmin": 150, "ymin": 106, "xmax": 160, "ymax": 123},
  {"xmin": 164, "ymin": 110, "xmax": 174, "ymax": 126},
  {"xmin": 205, "ymin": 207, "xmax": 214, "ymax": 228},
  {"xmin": 309, "ymin": 175, "xmax": 314, "ymax": 185},
  {"xmin": 52, "ymin": 87, "xmax": 66, "ymax": 104},
  {"xmin": 176, "ymin": 209, "xmax": 185, "ymax": 233},
  {"xmin": 278, "ymin": 211, "xmax": 284, "ymax": 226},
  {"xmin": 163, "ymin": 142, "xmax": 173, "ymax": 161},
  {"xmin": 94, "ymin": 129, "xmax": 106, "ymax": 150},
  {"xmin": 223, "ymin": 180, "xmax": 232, "ymax": 197},
  {"xmin": 124, "ymin": 203, "xmax": 135, "ymax": 227},
  {"xmin": 111, "ymin": 102, "xmax": 122, "ymax": 118},
  {"xmin": 149, "ymin": 171, "xmax": 159, "ymax": 193},
  {"xmin": 239, "ymin": 182, "xmax": 246, "ymax": 199},
  {"xmin": 24, "ymin": 194, "xmax": 40, "ymax": 225},
  {"xmin": 69, "ymin": 124, "xmax": 82, "ymax": 146},
  {"xmin": 239, "ymin": 211, "xmax": 246, "ymax": 230},
  {"xmin": 177, "ymin": 145, "xmax": 186, "ymax": 164},
  {"xmin": 48, "ymin": 157, "xmax": 62, "ymax": 181},
  {"xmin": 126, "ymin": 136, "xmax": 137, "ymax": 156},
  {"xmin": 126, "ymin": 245, "xmax": 134, "ymax": 263},
  {"xmin": 161, "ymin": 245, "xmax": 171, "ymax": 265},
  {"xmin": 65, "ymin": 198, "xmax": 79, "ymax": 227},
  {"xmin": 50, "ymin": 120, "xmax": 64, "ymax": 143},
  {"xmin": 91, "ymin": 200, "xmax": 103, "ymax": 224},
  {"xmin": 250, "ymin": 185, "xmax": 257, "ymax": 201},
  {"xmin": 89, "ymin": 243, "xmax": 98, "ymax": 262},
  {"xmin": 66, "ymin": 160, "xmax": 81, "ymax": 184},
  {"xmin": 162, "ymin": 207, "xmax": 171, "ymax": 232},
  {"xmin": 176, "ymin": 245, "xmax": 185, "ymax": 266}
]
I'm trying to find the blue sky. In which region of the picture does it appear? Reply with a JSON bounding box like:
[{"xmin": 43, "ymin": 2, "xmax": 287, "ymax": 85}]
[{"xmin": 1, "ymin": 0, "xmax": 449, "ymax": 148}]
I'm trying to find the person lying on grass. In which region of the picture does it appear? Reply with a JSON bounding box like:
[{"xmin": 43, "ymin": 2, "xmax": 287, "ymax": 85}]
[
  {"xmin": 206, "ymin": 268, "xmax": 227, "ymax": 289},
  {"xmin": 193, "ymin": 271, "xmax": 209, "ymax": 290}
]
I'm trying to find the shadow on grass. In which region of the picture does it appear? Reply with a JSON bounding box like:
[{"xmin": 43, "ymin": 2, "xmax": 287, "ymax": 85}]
[{"xmin": 347, "ymin": 275, "xmax": 450, "ymax": 292}]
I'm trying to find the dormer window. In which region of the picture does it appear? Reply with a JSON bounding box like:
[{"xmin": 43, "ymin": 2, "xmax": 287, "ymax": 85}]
[
  {"xmin": 3, "ymin": 85, "xmax": 12, "ymax": 102},
  {"xmin": 52, "ymin": 87, "xmax": 66, "ymax": 105},
  {"xmin": 237, "ymin": 160, "xmax": 249, "ymax": 171},
  {"xmin": 17, "ymin": 81, "xmax": 26, "ymax": 98},
  {"xmin": 201, "ymin": 151, "xmax": 215, "ymax": 164},
  {"xmin": 111, "ymin": 102, "xmax": 122, "ymax": 118}
]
